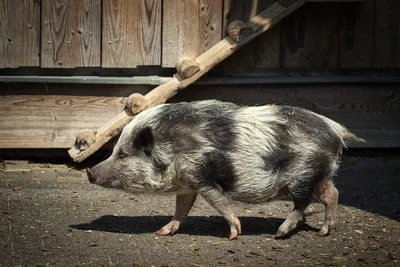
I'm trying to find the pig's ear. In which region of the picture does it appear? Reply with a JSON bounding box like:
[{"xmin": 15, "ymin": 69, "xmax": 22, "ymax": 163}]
[{"xmin": 134, "ymin": 127, "xmax": 154, "ymax": 157}]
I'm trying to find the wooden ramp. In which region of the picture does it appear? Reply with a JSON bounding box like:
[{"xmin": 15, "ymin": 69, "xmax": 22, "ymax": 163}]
[{"xmin": 68, "ymin": 0, "xmax": 370, "ymax": 162}]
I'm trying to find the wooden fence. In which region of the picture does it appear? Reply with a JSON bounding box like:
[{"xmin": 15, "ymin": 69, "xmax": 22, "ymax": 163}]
[{"xmin": 1, "ymin": 0, "xmax": 399, "ymax": 73}]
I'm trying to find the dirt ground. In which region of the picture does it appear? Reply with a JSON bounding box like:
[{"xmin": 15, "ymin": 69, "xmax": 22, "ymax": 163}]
[{"xmin": 0, "ymin": 156, "xmax": 399, "ymax": 267}]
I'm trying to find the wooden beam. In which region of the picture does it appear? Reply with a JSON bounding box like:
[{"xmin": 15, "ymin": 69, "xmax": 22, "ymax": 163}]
[{"xmin": 67, "ymin": 0, "xmax": 307, "ymax": 162}]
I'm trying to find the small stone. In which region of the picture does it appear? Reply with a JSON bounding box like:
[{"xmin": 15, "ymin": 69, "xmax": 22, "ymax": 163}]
[
  {"xmin": 250, "ymin": 251, "xmax": 262, "ymax": 256},
  {"xmin": 271, "ymin": 244, "xmax": 282, "ymax": 250}
]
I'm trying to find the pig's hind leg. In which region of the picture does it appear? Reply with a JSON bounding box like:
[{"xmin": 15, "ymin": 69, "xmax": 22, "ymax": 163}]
[
  {"xmin": 275, "ymin": 178, "xmax": 315, "ymax": 238},
  {"xmin": 275, "ymin": 196, "xmax": 310, "ymax": 238},
  {"xmin": 156, "ymin": 192, "xmax": 197, "ymax": 236},
  {"xmin": 313, "ymin": 178, "xmax": 339, "ymax": 236},
  {"xmin": 199, "ymin": 187, "xmax": 241, "ymax": 240}
]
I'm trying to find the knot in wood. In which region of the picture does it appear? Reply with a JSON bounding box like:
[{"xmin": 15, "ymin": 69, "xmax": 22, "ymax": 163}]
[
  {"xmin": 75, "ymin": 129, "xmax": 97, "ymax": 151},
  {"xmin": 126, "ymin": 93, "xmax": 148, "ymax": 115}
]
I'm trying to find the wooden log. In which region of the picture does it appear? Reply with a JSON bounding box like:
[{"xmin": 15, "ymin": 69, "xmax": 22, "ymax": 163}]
[
  {"xmin": 68, "ymin": 0, "xmax": 306, "ymax": 162},
  {"xmin": 227, "ymin": 20, "xmax": 253, "ymax": 42},
  {"xmin": 175, "ymin": 57, "xmax": 200, "ymax": 79}
]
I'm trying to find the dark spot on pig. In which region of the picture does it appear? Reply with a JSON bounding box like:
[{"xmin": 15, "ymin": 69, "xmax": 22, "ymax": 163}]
[
  {"xmin": 200, "ymin": 150, "xmax": 236, "ymax": 192},
  {"xmin": 203, "ymin": 114, "xmax": 236, "ymax": 151},
  {"xmin": 134, "ymin": 127, "xmax": 154, "ymax": 157},
  {"xmin": 262, "ymin": 123, "xmax": 294, "ymax": 174},
  {"xmin": 155, "ymin": 102, "xmax": 238, "ymax": 152}
]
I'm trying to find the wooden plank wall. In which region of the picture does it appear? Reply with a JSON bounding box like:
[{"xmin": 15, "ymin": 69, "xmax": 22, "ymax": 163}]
[
  {"xmin": 162, "ymin": 0, "xmax": 223, "ymax": 67},
  {"xmin": 102, "ymin": 0, "xmax": 161, "ymax": 67},
  {"xmin": 0, "ymin": 0, "xmax": 399, "ymax": 71},
  {"xmin": 0, "ymin": 0, "xmax": 40, "ymax": 68},
  {"xmin": 41, "ymin": 0, "xmax": 101, "ymax": 68},
  {"xmin": 216, "ymin": 0, "xmax": 400, "ymax": 74}
]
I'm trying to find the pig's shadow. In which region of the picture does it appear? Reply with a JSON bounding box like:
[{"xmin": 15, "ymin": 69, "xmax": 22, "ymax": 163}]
[{"xmin": 70, "ymin": 215, "xmax": 319, "ymax": 238}]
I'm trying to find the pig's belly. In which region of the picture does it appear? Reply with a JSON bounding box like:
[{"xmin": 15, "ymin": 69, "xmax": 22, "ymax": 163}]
[{"xmin": 229, "ymin": 185, "xmax": 290, "ymax": 204}]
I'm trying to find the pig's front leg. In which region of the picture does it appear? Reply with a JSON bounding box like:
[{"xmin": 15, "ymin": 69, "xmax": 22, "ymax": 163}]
[
  {"xmin": 156, "ymin": 192, "xmax": 197, "ymax": 236},
  {"xmin": 199, "ymin": 187, "xmax": 241, "ymax": 240}
]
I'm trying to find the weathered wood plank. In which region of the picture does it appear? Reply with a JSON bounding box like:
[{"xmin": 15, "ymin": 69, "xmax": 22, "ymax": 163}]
[
  {"xmin": 217, "ymin": 0, "xmax": 280, "ymax": 74},
  {"xmin": 1, "ymin": 83, "xmax": 398, "ymax": 149},
  {"xmin": 282, "ymin": 3, "xmax": 341, "ymax": 68},
  {"xmin": 17, "ymin": 0, "xmax": 40, "ymax": 67},
  {"xmin": 76, "ymin": 0, "xmax": 101, "ymax": 67},
  {"xmin": 374, "ymin": 0, "xmax": 400, "ymax": 68},
  {"xmin": 41, "ymin": 0, "xmax": 76, "ymax": 67},
  {"xmin": 0, "ymin": 0, "xmax": 40, "ymax": 68},
  {"xmin": 102, "ymin": 0, "xmax": 135, "ymax": 67},
  {"xmin": 0, "ymin": 95, "xmax": 126, "ymax": 148},
  {"xmin": 162, "ymin": 0, "xmax": 223, "ymax": 67},
  {"xmin": 339, "ymin": 1, "xmax": 374, "ymax": 68},
  {"xmin": 103, "ymin": 0, "xmax": 161, "ymax": 67},
  {"xmin": 41, "ymin": 0, "xmax": 101, "ymax": 68},
  {"xmin": 136, "ymin": 0, "xmax": 162, "ymax": 65},
  {"xmin": 0, "ymin": 0, "xmax": 17, "ymax": 67}
]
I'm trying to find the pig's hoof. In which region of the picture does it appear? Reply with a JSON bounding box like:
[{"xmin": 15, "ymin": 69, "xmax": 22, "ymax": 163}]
[
  {"xmin": 156, "ymin": 220, "xmax": 181, "ymax": 236},
  {"xmin": 275, "ymin": 230, "xmax": 287, "ymax": 238},
  {"xmin": 156, "ymin": 228, "xmax": 172, "ymax": 236},
  {"xmin": 317, "ymin": 225, "xmax": 331, "ymax": 236},
  {"xmin": 229, "ymin": 231, "xmax": 239, "ymax": 240}
]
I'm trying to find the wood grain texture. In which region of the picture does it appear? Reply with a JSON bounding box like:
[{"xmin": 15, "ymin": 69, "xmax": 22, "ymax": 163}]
[
  {"xmin": 76, "ymin": 0, "xmax": 101, "ymax": 66},
  {"xmin": 0, "ymin": 0, "xmax": 17, "ymax": 67},
  {"xmin": 217, "ymin": 0, "xmax": 280, "ymax": 74},
  {"xmin": 339, "ymin": 1, "xmax": 374, "ymax": 67},
  {"xmin": 41, "ymin": 0, "xmax": 101, "ymax": 68},
  {"xmin": 0, "ymin": 0, "xmax": 40, "ymax": 68},
  {"xmin": 0, "ymin": 95, "xmax": 126, "ymax": 148},
  {"xmin": 1, "ymin": 83, "xmax": 399, "ymax": 149},
  {"xmin": 162, "ymin": 0, "xmax": 223, "ymax": 67},
  {"xmin": 374, "ymin": 0, "xmax": 400, "ymax": 68},
  {"xmin": 137, "ymin": 0, "xmax": 162, "ymax": 65},
  {"xmin": 282, "ymin": 3, "xmax": 341, "ymax": 68},
  {"xmin": 102, "ymin": 0, "xmax": 161, "ymax": 67},
  {"xmin": 102, "ymin": 0, "xmax": 135, "ymax": 67}
]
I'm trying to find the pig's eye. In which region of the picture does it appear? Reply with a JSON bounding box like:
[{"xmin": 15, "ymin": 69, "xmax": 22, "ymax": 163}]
[{"xmin": 117, "ymin": 150, "xmax": 129, "ymax": 159}]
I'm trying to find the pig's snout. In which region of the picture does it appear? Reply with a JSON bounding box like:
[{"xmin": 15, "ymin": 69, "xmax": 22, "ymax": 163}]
[{"xmin": 86, "ymin": 168, "xmax": 96, "ymax": 184}]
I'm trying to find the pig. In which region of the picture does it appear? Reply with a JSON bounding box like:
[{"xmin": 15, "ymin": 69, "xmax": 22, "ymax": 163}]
[{"xmin": 86, "ymin": 100, "xmax": 364, "ymax": 239}]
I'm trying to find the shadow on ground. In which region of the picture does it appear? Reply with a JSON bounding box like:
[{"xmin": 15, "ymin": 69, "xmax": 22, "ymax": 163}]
[{"xmin": 70, "ymin": 215, "xmax": 319, "ymax": 238}]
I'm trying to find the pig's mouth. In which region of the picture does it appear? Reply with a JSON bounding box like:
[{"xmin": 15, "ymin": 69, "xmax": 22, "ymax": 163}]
[{"xmin": 86, "ymin": 168, "xmax": 123, "ymax": 189}]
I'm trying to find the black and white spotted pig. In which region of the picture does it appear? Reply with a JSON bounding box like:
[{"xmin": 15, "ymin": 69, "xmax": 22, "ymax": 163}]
[{"xmin": 86, "ymin": 100, "xmax": 364, "ymax": 239}]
